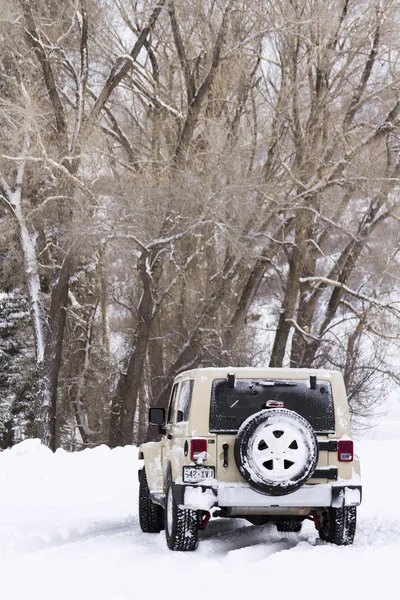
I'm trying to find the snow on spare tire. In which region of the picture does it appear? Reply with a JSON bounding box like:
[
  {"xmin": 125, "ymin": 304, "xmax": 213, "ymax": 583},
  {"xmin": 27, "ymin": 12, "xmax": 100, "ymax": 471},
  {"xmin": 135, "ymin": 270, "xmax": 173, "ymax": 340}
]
[{"xmin": 234, "ymin": 408, "xmax": 318, "ymax": 496}]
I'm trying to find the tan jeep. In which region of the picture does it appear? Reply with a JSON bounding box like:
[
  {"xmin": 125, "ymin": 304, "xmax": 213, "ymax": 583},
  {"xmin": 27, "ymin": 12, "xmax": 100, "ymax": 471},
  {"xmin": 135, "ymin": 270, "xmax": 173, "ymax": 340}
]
[{"xmin": 138, "ymin": 367, "xmax": 362, "ymax": 551}]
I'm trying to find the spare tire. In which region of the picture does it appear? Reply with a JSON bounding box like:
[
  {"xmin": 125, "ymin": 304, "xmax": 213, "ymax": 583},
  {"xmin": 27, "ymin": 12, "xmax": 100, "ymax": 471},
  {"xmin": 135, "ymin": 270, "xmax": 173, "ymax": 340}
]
[{"xmin": 234, "ymin": 408, "xmax": 318, "ymax": 496}]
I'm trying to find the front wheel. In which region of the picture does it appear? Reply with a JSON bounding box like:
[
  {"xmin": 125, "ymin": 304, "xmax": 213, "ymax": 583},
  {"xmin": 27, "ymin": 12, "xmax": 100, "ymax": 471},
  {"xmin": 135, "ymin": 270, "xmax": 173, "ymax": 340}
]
[
  {"xmin": 318, "ymin": 506, "xmax": 356, "ymax": 545},
  {"xmin": 139, "ymin": 468, "xmax": 164, "ymax": 533},
  {"xmin": 165, "ymin": 472, "xmax": 199, "ymax": 551}
]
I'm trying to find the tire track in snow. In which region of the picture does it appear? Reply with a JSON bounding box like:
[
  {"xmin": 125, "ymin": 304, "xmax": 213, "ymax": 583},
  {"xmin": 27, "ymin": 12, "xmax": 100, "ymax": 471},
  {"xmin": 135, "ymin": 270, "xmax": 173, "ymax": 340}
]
[
  {"xmin": 6, "ymin": 509, "xmax": 390, "ymax": 563},
  {"xmin": 197, "ymin": 519, "xmax": 313, "ymax": 559},
  {"xmin": 0, "ymin": 515, "xmax": 137, "ymax": 557}
]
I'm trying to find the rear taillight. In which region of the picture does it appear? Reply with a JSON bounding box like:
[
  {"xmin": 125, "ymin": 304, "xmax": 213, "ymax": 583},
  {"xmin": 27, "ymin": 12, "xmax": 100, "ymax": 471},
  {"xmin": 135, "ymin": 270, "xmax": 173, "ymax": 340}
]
[
  {"xmin": 338, "ymin": 439, "xmax": 354, "ymax": 462},
  {"xmin": 190, "ymin": 438, "xmax": 207, "ymax": 461}
]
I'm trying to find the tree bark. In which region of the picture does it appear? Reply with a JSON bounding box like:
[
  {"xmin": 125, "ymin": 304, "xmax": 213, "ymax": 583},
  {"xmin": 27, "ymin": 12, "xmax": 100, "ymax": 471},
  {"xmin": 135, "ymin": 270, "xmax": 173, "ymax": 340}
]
[
  {"xmin": 40, "ymin": 252, "xmax": 75, "ymax": 451},
  {"xmin": 108, "ymin": 251, "xmax": 155, "ymax": 447}
]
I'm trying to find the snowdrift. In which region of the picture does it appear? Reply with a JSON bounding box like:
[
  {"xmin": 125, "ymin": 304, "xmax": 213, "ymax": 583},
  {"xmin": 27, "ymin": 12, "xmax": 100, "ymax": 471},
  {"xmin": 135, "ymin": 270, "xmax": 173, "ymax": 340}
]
[{"xmin": 0, "ymin": 437, "xmax": 399, "ymax": 600}]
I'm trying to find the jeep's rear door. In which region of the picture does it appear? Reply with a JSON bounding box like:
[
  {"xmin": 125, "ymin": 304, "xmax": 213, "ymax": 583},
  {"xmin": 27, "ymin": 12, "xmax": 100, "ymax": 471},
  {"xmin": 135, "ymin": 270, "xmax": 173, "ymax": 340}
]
[{"xmin": 210, "ymin": 378, "xmax": 335, "ymax": 482}]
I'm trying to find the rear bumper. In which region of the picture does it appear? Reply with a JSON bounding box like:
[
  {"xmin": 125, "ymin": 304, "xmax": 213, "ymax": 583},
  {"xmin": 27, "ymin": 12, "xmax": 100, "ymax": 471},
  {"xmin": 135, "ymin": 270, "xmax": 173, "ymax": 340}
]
[{"xmin": 174, "ymin": 482, "xmax": 362, "ymax": 511}]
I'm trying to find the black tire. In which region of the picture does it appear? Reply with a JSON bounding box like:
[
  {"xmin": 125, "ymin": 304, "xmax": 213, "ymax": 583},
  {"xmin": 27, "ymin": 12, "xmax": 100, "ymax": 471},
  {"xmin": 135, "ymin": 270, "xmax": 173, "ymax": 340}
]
[
  {"xmin": 139, "ymin": 468, "xmax": 164, "ymax": 533},
  {"xmin": 234, "ymin": 409, "xmax": 318, "ymax": 496},
  {"xmin": 318, "ymin": 506, "xmax": 356, "ymax": 545},
  {"xmin": 276, "ymin": 520, "xmax": 302, "ymax": 533},
  {"xmin": 165, "ymin": 470, "xmax": 199, "ymax": 551}
]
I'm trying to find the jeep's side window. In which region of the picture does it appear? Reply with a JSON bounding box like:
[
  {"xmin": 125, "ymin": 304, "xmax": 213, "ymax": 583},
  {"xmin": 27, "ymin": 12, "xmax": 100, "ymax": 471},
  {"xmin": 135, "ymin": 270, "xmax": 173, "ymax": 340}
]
[
  {"xmin": 167, "ymin": 383, "xmax": 179, "ymax": 424},
  {"xmin": 177, "ymin": 380, "xmax": 194, "ymax": 422}
]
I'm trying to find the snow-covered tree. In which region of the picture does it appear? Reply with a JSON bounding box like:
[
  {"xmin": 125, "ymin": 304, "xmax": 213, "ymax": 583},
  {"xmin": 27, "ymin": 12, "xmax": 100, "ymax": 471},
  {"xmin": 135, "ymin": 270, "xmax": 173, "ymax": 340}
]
[{"xmin": 1, "ymin": 0, "xmax": 400, "ymax": 449}]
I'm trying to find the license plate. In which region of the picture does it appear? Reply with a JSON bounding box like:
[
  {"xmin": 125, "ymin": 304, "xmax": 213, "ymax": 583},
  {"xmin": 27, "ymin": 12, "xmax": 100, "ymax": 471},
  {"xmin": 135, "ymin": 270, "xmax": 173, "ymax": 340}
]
[{"xmin": 183, "ymin": 466, "xmax": 215, "ymax": 483}]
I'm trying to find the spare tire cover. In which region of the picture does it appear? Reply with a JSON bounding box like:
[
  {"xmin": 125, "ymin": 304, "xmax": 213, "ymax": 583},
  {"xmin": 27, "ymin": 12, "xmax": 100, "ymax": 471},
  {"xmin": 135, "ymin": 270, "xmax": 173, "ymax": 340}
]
[{"xmin": 234, "ymin": 408, "xmax": 318, "ymax": 496}]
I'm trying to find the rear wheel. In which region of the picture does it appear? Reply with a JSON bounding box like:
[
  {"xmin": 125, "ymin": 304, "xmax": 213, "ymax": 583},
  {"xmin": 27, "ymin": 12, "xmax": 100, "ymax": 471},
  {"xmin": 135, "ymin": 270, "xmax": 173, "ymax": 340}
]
[
  {"xmin": 165, "ymin": 471, "xmax": 199, "ymax": 551},
  {"xmin": 318, "ymin": 506, "xmax": 356, "ymax": 545},
  {"xmin": 276, "ymin": 520, "xmax": 302, "ymax": 533},
  {"xmin": 139, "ymin": 468, "xmax": 164, "ymax": 533}
]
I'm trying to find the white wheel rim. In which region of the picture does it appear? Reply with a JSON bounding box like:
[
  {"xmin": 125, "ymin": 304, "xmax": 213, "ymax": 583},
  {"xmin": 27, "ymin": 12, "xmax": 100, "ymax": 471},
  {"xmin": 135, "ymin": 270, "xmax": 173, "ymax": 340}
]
[
  {"xmin": 249, "ymin": 419, "xmax": 309, "ymax": 482},
  {"xmin": 166, "ymin": 486, "xmax": 173, "ymax": 534}
]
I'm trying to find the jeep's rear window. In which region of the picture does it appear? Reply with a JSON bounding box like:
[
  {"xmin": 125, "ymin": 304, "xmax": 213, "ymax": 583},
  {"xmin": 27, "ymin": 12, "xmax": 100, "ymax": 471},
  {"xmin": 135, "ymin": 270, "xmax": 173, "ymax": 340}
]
[{"xmin": 209, "ymin": 379, "xmax": 335, "ymax": 434}]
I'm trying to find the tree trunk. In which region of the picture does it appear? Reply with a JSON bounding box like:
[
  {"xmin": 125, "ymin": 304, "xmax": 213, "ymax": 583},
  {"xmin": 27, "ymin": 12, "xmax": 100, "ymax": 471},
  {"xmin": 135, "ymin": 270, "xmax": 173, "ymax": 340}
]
[
  {"xmin": 269, "ymin": 237, "xmax": 303, "ymax": 368},
  {"xmin": 108, "ymin": 251, "xmax": 155, "ymax": 447},
  {"xmin": 39, "ymin": 253, "xmax": 74, "ymax": 451}
]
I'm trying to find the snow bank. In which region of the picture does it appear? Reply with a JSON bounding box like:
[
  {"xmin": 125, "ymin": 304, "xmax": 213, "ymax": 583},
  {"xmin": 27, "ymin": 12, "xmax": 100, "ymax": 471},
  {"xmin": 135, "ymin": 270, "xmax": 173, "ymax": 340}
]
[
  {"xmin": 0, "ymin": 439, "xmax": 139, "ymax": 556},
  {"xmin": 0, "ymin": 437, "xmax": 399, "ymax": 600},
  {"xmin": 364, "ymin": 396, "xmax": 400, "ymax": 440}
]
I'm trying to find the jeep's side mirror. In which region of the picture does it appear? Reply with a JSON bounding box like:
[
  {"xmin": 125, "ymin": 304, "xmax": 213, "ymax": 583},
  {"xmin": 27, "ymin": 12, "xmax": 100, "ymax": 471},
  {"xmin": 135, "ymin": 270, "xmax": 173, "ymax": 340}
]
[
  {"xmin": 177, "ymin": 410, "xmax": 184, "ymax": 423},
  {"xmin": 149, "ymin": 407, "xmax": 165, "ymax": 425}
]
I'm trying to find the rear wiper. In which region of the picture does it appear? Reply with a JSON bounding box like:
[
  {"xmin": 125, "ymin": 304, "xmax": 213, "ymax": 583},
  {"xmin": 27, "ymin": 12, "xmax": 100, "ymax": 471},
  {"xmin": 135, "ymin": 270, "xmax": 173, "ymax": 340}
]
[{"xmin": 249, "ymin": 380, "xmax": 297, "ymax": 388}]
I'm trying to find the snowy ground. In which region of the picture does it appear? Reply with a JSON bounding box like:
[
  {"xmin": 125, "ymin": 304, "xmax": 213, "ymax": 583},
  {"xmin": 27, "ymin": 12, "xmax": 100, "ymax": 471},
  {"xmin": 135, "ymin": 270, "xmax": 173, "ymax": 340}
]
[{"xmin": 1, "ymin": 423, "xmax": 399, "ymax": 600}]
